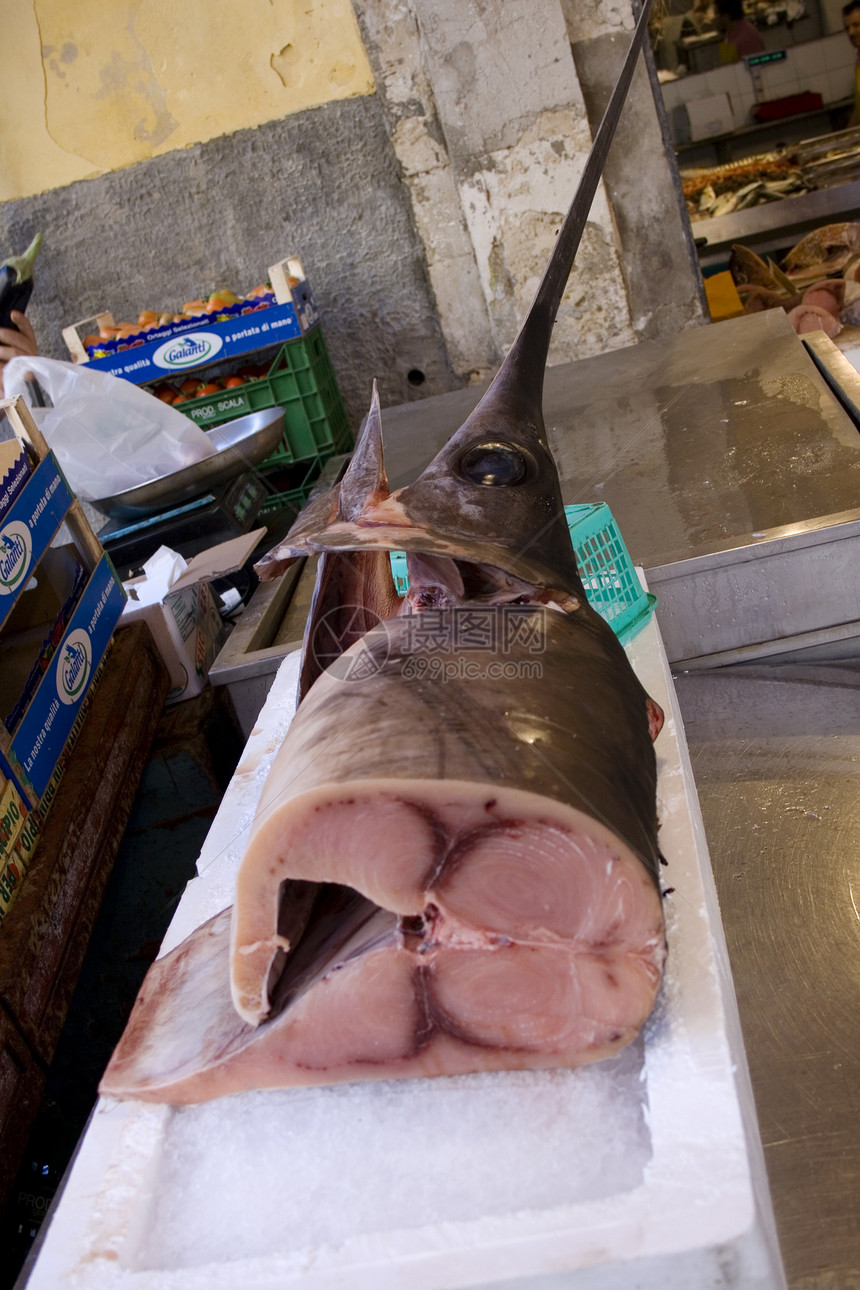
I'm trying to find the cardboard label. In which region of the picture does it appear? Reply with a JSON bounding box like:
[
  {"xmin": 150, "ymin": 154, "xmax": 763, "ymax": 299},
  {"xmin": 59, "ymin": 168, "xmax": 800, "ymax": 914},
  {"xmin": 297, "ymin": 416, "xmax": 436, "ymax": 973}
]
[
  {"xmin": 0, "ymin": 666, "xmax": 104, "ymax": 926},
  {"xmin": 0, "ymin": 777, "xmax": 26, "ymax": 861},
  {"xmin": 82, "ymin": 298, "xmax": 319, "ymax": 385},
  {"xmin": 0, "ymin": 456, "xmax": 73, "ymax": 629},
  {"xmin": 0, "ymin": 442, "xmax": 31, "ymax": 520},
  {"xmin": 1, "ymin": 556, "xmax": 125, "ymax": 804}
]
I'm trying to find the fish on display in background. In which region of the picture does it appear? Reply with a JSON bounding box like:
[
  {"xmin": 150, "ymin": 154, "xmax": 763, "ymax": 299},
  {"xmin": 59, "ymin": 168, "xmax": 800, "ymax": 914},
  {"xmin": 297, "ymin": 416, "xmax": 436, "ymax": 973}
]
[{"xmin": 100, "ymin": 0, "xmax": 669, "ymax": 1105}]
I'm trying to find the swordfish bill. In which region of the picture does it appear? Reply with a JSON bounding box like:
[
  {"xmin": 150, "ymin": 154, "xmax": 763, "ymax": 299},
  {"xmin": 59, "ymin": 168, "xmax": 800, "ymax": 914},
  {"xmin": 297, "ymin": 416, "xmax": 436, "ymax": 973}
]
[
  {"xmin": 99, "ymin": 1, "xmax": 667, "ymax": 1105},
  {"xmin": 253, "ymin": 0, "xmax": 654, "ymax": 598}
]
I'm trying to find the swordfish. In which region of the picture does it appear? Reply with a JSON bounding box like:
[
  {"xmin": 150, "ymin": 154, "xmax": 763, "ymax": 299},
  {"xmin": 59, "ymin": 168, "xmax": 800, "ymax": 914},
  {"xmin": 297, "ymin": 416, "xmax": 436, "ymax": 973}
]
[{"xmin": 100, "ymin": 0, "xmax": 667, "ymax": 1105}]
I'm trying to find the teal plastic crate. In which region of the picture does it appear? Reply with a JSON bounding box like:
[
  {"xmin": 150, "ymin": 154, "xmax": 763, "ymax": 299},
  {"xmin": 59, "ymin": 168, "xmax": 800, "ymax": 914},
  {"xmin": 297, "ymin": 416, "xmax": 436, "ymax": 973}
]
[
  {"xmin": 565, "ymin": 503, "xmax": 656, "ymax": 643},
  {"xmin": 389, "ymin": 502, "xmax": 656, "ymax": 644},
  {"xmin": 177, "ymin": 327, "xmax": 352, "ymax": 465}
]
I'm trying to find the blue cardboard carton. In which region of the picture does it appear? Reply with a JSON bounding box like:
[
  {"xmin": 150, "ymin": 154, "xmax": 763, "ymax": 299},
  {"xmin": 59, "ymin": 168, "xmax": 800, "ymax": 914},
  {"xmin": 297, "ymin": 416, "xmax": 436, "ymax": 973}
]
[{"xmin": 0, "ymin": 419, "xmax": 126, "ymax": 808}]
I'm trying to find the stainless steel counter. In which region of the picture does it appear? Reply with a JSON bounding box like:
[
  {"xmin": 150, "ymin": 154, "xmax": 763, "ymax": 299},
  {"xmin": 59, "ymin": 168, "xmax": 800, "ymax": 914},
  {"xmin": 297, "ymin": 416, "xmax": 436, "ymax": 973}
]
[
  {"xmin": 673, "ymin": 662, "xmax": 860, "ymax": 1288},
  {"xmin": 382, "ymin": 309, "xmax": 860, "ymax": 568}
]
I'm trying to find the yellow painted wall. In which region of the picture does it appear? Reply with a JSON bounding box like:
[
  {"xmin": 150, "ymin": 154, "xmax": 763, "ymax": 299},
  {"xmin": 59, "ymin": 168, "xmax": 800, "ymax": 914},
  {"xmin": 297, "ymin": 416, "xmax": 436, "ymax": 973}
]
[{"xmin": 1, "ymin": 0, "xmax": 375, "ymax": 203}]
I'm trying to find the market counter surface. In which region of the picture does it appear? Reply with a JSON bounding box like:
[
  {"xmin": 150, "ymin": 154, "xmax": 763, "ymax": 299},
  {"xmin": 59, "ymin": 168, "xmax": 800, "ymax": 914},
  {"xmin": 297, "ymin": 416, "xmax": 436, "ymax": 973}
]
[
  {"xmin": 674, "ymin": 661, "xmax": 860, "ymax": 1286},
  {"xmin": 14, "ymin": 308, "xmax": 860, "ymax": 1287}
]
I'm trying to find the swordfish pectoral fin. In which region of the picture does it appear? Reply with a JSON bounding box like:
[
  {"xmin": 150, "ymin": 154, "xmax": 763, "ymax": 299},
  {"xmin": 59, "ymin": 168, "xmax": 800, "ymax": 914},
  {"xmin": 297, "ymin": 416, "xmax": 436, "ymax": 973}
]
[
  {"xmin": 253, "ymin": 487, "xmax": 339, "ymax": 582},
  {"xmin": 297, "ymin": 549, "xmax": 402, "ymax": 702}
]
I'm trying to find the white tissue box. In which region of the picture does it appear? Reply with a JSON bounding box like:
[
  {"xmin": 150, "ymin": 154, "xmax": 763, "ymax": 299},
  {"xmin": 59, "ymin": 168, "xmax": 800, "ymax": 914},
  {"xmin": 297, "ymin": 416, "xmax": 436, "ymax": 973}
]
[{"xmin": 121, "ymin": 529, "xmax": 265, "ymax": 705}]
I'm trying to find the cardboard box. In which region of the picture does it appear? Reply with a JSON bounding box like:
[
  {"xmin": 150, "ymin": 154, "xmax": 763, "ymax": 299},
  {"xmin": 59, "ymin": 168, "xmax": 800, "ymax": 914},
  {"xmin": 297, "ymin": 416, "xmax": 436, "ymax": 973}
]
[
  {"xmin": 686, "ymin": 92, "xmax": 734, "ymax": 141},
  {"xmin": 0, "ymin": 663, "xmax": 105, "ymax": 927},
  {"xmin": 1, "ymin": 554, "xmax": 124, "ymax": 803},
  {"xmin": 0, "ymin": 439, "xmax": 32, "ymax": 520},
  {"xmin": 0, "ymin": 423, "xmax": 126, "ymax": 808},
  {"xmin": 61, "ymin": 257, "xmax": 319, "ymax": 385},
  {"xmin": 121, "ymin": 529, "xmax": 266, "ymax": 706}
]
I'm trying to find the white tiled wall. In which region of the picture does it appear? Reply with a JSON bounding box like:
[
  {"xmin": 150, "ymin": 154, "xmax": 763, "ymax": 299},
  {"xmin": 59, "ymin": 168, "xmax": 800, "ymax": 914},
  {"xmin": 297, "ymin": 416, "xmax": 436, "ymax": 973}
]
[{"xmin": 661, "ymin": 33, "xmax": 856, "ymax": 139}]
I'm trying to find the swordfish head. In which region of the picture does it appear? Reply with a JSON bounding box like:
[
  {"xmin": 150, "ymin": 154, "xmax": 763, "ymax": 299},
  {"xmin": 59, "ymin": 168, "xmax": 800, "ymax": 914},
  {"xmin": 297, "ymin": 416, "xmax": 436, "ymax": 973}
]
[
  {"xmin": 253, "ymin": 0, "xmax": 654, "ymax": 668},
  {"xmin": 255, "ymin": 347, "xmax": 583, "ymax": 599}
]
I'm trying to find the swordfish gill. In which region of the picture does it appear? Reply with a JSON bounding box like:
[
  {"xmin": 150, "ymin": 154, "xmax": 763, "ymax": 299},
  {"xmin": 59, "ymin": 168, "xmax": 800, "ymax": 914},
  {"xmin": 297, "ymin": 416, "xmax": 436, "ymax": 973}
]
[{"xmin": 100, "ymin": 0, "xmax": 667, "ymax": 1104}]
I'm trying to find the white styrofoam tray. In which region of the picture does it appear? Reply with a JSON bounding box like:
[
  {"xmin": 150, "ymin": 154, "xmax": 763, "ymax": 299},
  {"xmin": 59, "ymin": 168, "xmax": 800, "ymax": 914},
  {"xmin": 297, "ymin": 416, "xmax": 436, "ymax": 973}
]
[{"xmin": 23, "ymin": 604, "xmax": 787, "ymax": 1290}]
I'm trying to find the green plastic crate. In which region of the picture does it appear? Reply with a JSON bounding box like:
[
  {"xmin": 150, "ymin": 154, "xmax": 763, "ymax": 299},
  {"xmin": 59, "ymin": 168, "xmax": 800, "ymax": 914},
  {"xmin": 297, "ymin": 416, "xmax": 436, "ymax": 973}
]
[
  {"xmin": 178, "ymin": 327, "xmax": 352, "ymax": 466},
  {"xmin": 388, "ymin": 502, "xmax": 656, "ymax": 644},
  {"xmin": 258, "ymin": 458, "xmax": 328, "ymax": 523},
  {"xmin": 258, "ymin": 428, "xmax": 354, "ymax": 522}
]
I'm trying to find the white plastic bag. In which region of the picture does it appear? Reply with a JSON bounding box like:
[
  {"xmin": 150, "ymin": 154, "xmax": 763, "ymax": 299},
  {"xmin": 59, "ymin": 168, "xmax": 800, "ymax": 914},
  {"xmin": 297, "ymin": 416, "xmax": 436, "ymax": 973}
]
[{"xmin": 3, "ymin": 356, "xmax": 216, "ymax": 502}]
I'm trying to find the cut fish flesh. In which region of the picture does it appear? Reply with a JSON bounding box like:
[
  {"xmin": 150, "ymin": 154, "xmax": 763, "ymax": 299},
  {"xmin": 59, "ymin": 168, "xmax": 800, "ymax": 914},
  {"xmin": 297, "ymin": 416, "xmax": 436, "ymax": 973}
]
[{"xmin": 102, "ymin": 610, "xmax": 665, "ymax": 1104}]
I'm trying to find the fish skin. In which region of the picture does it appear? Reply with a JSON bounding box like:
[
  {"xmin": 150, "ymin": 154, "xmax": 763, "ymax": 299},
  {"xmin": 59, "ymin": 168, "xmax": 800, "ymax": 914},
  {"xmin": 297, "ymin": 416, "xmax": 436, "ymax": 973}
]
[
  {"xmin": 101, "ymin": 610, "xmax": 665, "ymax": 1103},
  {"xmin": 99, "ymin": 0, "xmax": 669, "ymax": 1105},
  {"xmin": 736, "ymin": 283, "xmax": 802, "ymax": 315},
  {"xmin": 729, "ymin": 243, "xmax": 781, "ymax": 288}
]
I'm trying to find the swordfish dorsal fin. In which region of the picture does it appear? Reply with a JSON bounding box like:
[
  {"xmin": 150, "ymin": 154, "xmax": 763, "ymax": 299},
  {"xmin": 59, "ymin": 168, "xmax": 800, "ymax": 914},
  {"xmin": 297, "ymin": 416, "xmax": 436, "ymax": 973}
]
[
  {"xmin": 253, "ymin": 381, "xmax": 390, "ymax": 583},
  {"xmin": 336, "ymin": 379, "xmax": 389, "ymax": 521},
  {"xmin": 254, "ymin": 0, "xmax": 652, "ymax": 594}
]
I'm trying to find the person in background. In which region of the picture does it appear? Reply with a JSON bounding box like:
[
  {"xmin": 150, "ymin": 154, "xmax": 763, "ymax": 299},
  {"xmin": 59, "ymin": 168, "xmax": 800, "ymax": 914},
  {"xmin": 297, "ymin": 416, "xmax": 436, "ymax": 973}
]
[
  {"xmin": 0, "ymin": 312, "xmax": 38, "ymax": 388},
  {"xmin": 844, "ymin": 0, "xmax": 860, "ymax": 124},
  {"xmin": 715, "ymin": 0, "xmax": 766, "ymax": 57}
]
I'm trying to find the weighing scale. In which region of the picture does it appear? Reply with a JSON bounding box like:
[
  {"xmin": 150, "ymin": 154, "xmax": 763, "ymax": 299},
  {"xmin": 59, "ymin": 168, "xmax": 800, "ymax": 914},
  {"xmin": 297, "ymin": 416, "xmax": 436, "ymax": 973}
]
[{"xmin": 98, "ymin": 471, "xmax": 270, "ymax": 580}]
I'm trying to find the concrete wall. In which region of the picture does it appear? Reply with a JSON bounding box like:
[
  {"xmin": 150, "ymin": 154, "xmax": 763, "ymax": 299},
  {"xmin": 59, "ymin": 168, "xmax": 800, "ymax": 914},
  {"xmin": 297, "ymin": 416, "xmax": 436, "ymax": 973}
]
[
  {"xmin": 357, "ymin": 0, "xmax": 705, "ymax": 380},
  {"xmin": 0, "ymin": 95, "xmax": 455, "ymax": 425},
  {"xmin": 2, "ymin": 0, "xmax": 375, "ymax": 202},
  {"xmin": 564, "ymin": 1, "xmax": 707, "ymax": 341},
  {"xmin": 1, "ymin": 0, "xmax": 705, "ymax": 433}
]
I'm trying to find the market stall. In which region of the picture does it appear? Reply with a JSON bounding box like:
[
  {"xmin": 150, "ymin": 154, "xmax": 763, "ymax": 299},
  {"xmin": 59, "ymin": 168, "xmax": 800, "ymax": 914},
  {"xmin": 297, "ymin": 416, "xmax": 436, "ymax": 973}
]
[
  {"xmin": 10, "ymin": 304, "xmax": 860, "ymax": 1288},
  {"xmin": 1, "ymin": 5, "xmax": 858, "ymax": 1280},
  {"xmin": 653, "ymin": 5, "xmax": 860, "ymax": 278}
]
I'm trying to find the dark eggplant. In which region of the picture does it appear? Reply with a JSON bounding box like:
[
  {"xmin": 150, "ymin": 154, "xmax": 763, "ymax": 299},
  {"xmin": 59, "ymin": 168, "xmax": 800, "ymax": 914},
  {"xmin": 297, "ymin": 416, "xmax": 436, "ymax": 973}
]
[{"xmin": 0, "ymin": 233, "xmax": 42, "ymax": 331}]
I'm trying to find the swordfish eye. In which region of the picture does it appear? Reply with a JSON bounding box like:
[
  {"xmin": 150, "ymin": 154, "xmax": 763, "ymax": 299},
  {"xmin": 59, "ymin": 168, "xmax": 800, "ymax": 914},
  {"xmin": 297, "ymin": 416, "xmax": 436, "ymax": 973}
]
[{"xmin": 456, "ymin": 441, "xmax": 532, "ymax": 486}]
